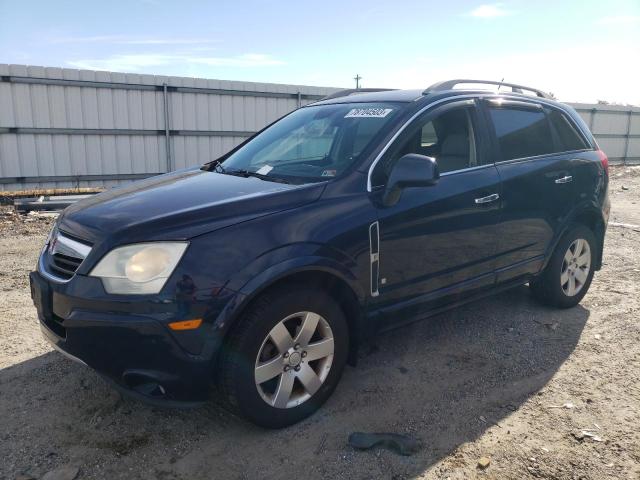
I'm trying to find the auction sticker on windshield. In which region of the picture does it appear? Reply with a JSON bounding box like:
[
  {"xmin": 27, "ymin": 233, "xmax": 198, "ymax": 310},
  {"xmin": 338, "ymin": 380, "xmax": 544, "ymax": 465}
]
[
  {"xmin": 256, "ymin": 165, "xmax": 273, "ymax": 175},
  {"xmin": 344, "ymin": 108, "xmax": 393, "ymax": 118}
]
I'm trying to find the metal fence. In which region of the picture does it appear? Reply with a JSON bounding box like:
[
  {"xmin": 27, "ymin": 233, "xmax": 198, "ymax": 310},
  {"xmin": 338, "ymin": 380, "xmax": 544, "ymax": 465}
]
[
  {"xmin": 0, "ymin": 64, "xmax": 339, "ymax": 191},
  {"xmin": 1, "ymin": 64, "xmax": 638, "ymax": 191},
  {"xmin": 571, "ymin": 103, "xmax": 640, "ymax": 166}
]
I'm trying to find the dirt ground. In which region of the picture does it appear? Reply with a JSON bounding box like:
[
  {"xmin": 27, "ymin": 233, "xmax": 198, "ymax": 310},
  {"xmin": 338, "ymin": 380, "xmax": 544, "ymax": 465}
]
[{"xmin": 1, "ymin": 167, "xmax": 639, "ymax": 480}]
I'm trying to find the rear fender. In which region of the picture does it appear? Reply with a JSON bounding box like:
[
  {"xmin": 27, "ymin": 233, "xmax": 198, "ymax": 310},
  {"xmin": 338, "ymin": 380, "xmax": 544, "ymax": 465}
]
[{"xmin": 541, "ymin": 202, "xmax": 607, "ymax": 272}]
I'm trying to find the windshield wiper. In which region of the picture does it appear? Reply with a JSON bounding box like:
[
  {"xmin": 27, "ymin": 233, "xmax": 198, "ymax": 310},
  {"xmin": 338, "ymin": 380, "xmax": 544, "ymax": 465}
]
[
  {"xmin": 204, "ymin": 159, "xmax": 226, "ymax": 173},
  {"xmin": 224, "ymin": 169, "xmax": 292, "ymax": 184}
]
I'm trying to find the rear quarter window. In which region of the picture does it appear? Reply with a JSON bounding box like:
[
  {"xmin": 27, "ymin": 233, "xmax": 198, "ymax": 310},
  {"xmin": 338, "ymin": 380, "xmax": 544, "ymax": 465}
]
[
  {"xmin": 489, "ymin": 107, "xmax": 554, "ymax": 161},
  {"xmin": 548, "ymin": 109, "xmax": 590, "ymax": 152}
]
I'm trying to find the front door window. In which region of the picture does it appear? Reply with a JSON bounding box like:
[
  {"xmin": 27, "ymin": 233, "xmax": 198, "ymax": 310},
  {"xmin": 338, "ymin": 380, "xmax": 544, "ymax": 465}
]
[{"xmin": 372, "ymin": 105, "xmax": 479, "ymax": 187}]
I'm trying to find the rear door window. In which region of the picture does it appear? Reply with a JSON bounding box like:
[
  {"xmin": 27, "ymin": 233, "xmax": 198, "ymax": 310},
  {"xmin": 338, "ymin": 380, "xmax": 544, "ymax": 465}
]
[
  {"xmin": 488, "ymin": 107, "xmax": 554, "ymax": 161},
  {"xmin": 547, "ymin": 109, "xmax": 590, "ymax": 152}
]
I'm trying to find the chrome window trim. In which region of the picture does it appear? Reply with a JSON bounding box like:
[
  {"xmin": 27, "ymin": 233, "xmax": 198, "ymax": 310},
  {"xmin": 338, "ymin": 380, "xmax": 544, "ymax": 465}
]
[
  {"xmin": 366, "ymin": 93, "xmax": 594, "ymax": 191},
  {"xmin": 439, "ymin": 163, "xmax": 495, "ymax": 177},
  {"xmin": 493, "ymin": 148, "xmax": 594, "ymax": 166}
]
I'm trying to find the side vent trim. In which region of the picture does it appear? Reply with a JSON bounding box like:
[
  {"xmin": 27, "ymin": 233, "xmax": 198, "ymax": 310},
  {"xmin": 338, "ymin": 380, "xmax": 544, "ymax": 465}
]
[{"xmin": 369, "ymin": 221, "xmax": 380, "ymax": 297}]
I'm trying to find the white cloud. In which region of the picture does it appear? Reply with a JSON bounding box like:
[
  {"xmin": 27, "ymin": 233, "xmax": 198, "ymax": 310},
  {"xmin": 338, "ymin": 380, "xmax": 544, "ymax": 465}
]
[
  {"xmin": 187, "ymin": 54, "xmax": 285, "ymax": 67},
  {"xmin": 124, "ymin": 39, "xmax": 217, "ymax": 46},
  {"xmin": 67, "ymin": 54, "xmax": 173, "ymax": 71},
  {"xmin": 469, "ymin": 4, "xmax": 511, "ymax": 18},
  {"xmin": 596, "ymin": 15, "xmax": 640, "ymax": 25},
  {"xmin": 52, "ymin": 35, "xmax": 218, "ymax": 45},
  {"xmin": 66, "ymin": 53, "xmax": 284, "ymax": 72}
]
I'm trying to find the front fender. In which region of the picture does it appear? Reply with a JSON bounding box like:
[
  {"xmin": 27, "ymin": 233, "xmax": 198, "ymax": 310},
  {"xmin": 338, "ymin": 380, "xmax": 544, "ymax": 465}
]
[
  {"xmin": 240, "ymin": 255, "xmax": 365, "ymax": 299},
  {"xmin": 212, "ymin": 246, "xmax": 366, "ymax": 337}
]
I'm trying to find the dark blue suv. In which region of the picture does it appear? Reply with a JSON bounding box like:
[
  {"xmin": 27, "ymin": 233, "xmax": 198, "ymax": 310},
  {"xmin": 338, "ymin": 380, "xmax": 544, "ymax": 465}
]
[{"xmin": 30, "ymin": 80, "xmax": 610, "ymax": 428}]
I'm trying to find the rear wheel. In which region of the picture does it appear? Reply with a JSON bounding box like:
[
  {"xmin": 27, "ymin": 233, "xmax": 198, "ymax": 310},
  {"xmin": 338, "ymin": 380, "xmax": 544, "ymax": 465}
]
[
  {"xmin": 530, "ymin": 224, "xmax": 596, "ymax": 308},
  {"xmin": 218, "ymin": 286, "xmax": 349, "ymax": 428}
]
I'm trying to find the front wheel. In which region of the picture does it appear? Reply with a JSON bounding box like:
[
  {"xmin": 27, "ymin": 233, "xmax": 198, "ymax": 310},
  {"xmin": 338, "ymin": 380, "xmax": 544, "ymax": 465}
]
[
  {"xmin": 530, "ymin": 224, "xmax": 597, "ymax": 308},
  {"xmin": 218, "ymin": 286, "xmax": 349, "ymax": 428}
]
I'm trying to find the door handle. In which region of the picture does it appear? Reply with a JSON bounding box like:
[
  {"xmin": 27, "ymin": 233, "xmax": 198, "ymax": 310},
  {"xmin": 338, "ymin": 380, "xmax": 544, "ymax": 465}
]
[
  {"xmin": 475, "ymin": 193, "xmax": 500, "ymax": 204},
  {"xmin": 555, "ymin": 175, "xmax": 573, "ymax": 184}
]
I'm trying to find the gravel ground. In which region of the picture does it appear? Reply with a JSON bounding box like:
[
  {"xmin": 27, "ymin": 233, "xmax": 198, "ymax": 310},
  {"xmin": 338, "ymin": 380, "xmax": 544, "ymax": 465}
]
[{"xmin": 1, "ymin": 167, "xmax": 639, "ymax": 480}]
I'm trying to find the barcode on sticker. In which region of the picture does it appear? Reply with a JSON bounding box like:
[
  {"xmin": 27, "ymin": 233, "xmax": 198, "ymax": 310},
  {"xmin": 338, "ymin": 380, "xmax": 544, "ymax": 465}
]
[{"xmin": 344, "ymin": 108, "xmax": 393, "ymax": 118}]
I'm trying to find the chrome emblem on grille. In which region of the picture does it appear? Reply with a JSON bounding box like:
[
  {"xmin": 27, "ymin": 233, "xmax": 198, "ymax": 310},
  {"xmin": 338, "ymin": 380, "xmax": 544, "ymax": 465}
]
[
  {"xmin": 47, "ymin": 231, "xmax": 91, "ymax": 259},
  {"xmin": 39, "ymin": 229, "xmax": 91, "ymax": 283},
  {"xmin": 48, "ymin": 233, "xmax": 58, "ymax": 255}
]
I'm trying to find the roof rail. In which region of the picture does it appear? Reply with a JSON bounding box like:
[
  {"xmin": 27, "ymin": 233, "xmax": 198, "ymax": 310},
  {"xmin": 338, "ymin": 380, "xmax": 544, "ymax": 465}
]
[
  {"xmin": 319, "ymin": 88, "xmax": 396, "ymax": 101},
  {"xmin": 424, "ymin": 79, "xmax": 552, "ymax": 99}
]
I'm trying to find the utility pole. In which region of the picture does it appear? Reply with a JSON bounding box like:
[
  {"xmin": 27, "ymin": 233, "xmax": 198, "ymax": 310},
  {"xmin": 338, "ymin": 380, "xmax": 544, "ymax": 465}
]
[{"xmin": 354, "ymin": 74, "xmax": 362, "ymax": 89}]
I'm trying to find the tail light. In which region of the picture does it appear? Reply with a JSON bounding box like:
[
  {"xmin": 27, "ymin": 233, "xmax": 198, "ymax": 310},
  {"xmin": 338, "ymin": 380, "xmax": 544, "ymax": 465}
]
[{"xmin": 596, "ymin": 149, "xmax": 609, "ymax": 175}]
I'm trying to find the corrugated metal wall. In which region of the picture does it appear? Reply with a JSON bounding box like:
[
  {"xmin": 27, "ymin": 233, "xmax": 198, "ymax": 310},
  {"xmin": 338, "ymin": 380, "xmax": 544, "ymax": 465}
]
[
  {"xmin": 1, "ymin": 65, "xmax": 638, "ymax": 192},
  {"xmin": 572, "ymin": 103, "xmax": 640, "ymax": 165},
  {"xmin": 0, "ymin": 64, "xmax": 339, "ymax": 191}
]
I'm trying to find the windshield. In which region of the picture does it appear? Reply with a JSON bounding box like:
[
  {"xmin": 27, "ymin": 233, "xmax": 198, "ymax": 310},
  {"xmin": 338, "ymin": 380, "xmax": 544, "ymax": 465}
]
[{"xmin": 215, "ymin": 102, "xmax": 402, "ymax": 183}]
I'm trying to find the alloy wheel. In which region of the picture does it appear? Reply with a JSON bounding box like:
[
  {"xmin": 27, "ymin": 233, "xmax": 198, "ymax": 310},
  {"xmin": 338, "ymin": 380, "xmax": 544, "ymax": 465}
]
[
  {"xmin": 254, "ymin": 311, "xmax": 334, "ymax": 408},
  {"xmin": 561, "ymin": 238, "xmax": 591, "ymax": 296}
]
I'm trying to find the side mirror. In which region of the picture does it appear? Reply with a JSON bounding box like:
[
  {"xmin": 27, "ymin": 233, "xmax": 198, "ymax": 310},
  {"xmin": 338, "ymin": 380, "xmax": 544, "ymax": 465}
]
[{"xmin": 383, "ymin": 153, "xmax": 439, "ymax": 206}]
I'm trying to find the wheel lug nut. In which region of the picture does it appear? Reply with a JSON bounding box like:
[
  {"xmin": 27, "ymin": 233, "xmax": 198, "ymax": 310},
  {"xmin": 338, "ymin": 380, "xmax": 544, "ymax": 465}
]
[
  {"xmin": 284, "ymin": 365, "xmax": 290, "ymax": 372},
  {"xmin": 294, "ymin": 365, "xmax": 301, "ymax": 372},
  {"xmin": 301, "ymin": 351, "xmax": 307, "ymax": 358},
  {"xmin": 294, "ymin": 344, "xmax": 300, "ymax": 350},
  {"xmin": 283, "ymin": 352, "xmax": 289, "ymax": 358}
]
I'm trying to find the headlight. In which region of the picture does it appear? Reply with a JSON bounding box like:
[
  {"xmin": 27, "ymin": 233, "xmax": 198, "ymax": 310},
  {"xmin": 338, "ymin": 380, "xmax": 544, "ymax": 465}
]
[{"xmin": 90, "ymin": 242, "xmax": 188, "ymax": 294}]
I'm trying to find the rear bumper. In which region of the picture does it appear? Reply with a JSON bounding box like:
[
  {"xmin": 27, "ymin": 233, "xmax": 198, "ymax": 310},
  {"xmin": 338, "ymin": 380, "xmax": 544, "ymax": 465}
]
[{"xmin": 30, "ymin": 270, "xmax": 232, "ymax": 405}]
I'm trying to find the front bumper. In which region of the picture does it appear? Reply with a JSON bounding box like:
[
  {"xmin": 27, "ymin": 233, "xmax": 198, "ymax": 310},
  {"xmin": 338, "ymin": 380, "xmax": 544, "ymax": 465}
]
[{"xmin": 29, "ymin": 270, "xmax": 231, "ymax": 405}]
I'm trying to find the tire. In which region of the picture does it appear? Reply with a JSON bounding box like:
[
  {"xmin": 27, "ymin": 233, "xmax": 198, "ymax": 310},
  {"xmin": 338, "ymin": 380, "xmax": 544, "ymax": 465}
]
[
  {"xmin": 218, "ymin": 285, "xmax": 349, "ymax": 428},
  {"xmin": 530, "ymin": 224, "xmax": 596, "ymax": 309}
]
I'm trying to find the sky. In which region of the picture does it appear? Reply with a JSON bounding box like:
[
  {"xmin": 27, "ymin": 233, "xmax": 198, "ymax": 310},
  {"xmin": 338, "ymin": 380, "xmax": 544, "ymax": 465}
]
[{"xmin": 1, "ymin": 0, "xmax": 639, "ymax": 105}]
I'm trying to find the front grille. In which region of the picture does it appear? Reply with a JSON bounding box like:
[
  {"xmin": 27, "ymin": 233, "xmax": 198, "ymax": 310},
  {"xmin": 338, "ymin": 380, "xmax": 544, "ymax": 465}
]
[
  {"xmin": 40, "ymin": 229, "xmax": 92, "ymax": 282},
  {"xmin": 49, "ymin": 253, "xmax": 83, "ymax": 279}
]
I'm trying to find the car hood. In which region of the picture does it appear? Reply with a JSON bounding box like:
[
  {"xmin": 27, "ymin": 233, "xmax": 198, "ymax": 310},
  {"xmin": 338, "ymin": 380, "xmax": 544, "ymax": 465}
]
[{"xmin": 58, "ymin": 167, "xmax": 325, "ymax": 244}]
